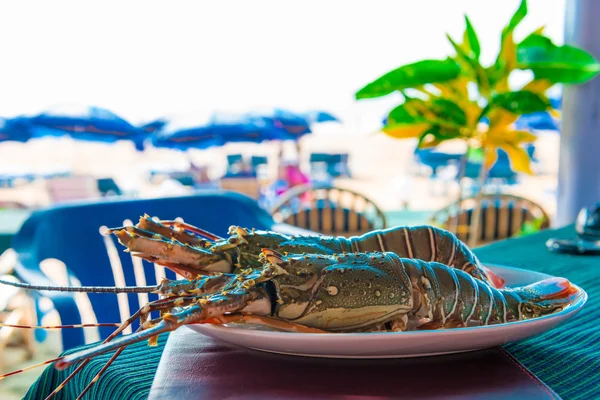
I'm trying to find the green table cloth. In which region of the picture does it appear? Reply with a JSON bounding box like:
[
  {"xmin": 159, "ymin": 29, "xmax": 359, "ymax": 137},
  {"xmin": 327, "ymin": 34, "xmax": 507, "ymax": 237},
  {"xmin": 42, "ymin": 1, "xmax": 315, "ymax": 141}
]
[{"xmin": 23, "ymin": 225, "xmax": 599, "ymax": 400}]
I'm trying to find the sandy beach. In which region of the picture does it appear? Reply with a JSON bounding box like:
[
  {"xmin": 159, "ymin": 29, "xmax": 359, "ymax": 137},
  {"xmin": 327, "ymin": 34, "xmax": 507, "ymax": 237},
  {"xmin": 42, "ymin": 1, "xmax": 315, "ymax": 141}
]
[{"xmin": 0, "ymin": 128, "xmax": 561, "ymax": 220}]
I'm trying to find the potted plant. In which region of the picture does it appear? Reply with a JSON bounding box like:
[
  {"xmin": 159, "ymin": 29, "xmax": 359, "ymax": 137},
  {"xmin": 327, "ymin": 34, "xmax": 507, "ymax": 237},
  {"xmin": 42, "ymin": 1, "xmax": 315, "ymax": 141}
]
[{"xmin": 355, "ymin": 0, "xmax": 600, "ymax": 247}]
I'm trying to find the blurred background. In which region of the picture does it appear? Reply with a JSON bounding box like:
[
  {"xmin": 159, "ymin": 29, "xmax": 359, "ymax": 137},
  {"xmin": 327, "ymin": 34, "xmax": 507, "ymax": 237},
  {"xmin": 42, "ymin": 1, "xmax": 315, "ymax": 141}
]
[
  {"xmin": 0, "ymin": 1, "xmax": 577, "ymax": 397},
  {"xmin": 0, "ymin": 0, "xmax": 564, "ymax": 216}
]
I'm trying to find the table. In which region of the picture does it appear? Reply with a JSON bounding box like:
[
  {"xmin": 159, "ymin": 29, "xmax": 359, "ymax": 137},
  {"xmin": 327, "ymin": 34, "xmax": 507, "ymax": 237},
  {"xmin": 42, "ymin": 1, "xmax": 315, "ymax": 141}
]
[
  {"xmin": 21, "ymin": 225, "xmax": 600, "ymax": 400},
  {"xmin": 149, "ymin": 328, "xmax": 558, "ymax": 400}
]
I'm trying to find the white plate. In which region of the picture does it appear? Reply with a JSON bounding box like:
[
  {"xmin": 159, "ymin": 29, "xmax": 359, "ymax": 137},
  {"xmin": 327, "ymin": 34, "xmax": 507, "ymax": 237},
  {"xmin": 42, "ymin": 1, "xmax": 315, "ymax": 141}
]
[{"xmin": 188, "ymin": 264, "xmax": 587, "ymax": 358}]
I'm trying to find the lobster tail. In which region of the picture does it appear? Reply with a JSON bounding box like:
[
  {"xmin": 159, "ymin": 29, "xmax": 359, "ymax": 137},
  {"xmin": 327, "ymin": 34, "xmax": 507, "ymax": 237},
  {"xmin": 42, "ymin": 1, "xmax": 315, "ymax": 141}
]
[
  {"xmin": 505, "ymin": 277, "xmax": 582, "ymax": 320},
  {"xmin": 519, "ymin": 277, "xmax": 580, "ymax": 301},
  {"xmin": 481, "ymin": 266, "xmax": 506, "ymax": 288}
]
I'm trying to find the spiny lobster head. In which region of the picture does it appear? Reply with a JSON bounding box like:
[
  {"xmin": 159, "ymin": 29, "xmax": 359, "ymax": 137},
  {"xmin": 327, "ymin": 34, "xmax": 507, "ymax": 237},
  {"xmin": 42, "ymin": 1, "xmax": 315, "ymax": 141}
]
[
  {"xmin": 258, "ymin": 249, "xmax": 414, "ymax": 332},
  {"xmin": 110, "ymin": 226, "xmax": 230, "ymax": 277},
  {"xmin": 208, "ymin": 226, "xmax": 291, "ymax": 269}
]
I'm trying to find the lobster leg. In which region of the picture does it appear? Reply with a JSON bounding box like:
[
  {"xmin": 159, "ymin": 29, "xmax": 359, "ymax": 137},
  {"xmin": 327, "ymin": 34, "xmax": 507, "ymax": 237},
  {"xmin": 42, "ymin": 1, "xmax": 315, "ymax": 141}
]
[
  {"xmin": 54, "ymin": 306, "xmax": 200, "ymax": 369},
  {"xmin": 132, "ymin": 254, "xmax": 212, "ymax": 279},
  {"xmin": 159, "ymin": 219, "xmax": 224, "ymax": 241},
  {"xmin": 107, "ymin": 215, "xmax": 213, "ymax": 246},
  {"xmin": 55, "ymin": 279, "xmax": 273, "ymax": 370},
  {"xmin": 203, "ymin": 314, "xmax": 328, "ymax": 333},
  {"xmin": 138, "ymin": 215, "xmax": 216, "ymax": 244},
  {"xmin": 112, "ymin": 229, "xmax": 231, "ymax": 273}
]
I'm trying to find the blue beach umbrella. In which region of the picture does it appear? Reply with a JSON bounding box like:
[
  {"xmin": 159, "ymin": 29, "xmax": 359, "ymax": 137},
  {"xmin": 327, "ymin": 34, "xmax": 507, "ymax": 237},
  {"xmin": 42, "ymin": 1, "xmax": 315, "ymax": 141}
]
[
  {"xmin": 515, "ymin": 112, "xmax": 560, "ymax": 131},
  {"xmin": 246, "ymin": 108, "xmax": 312, "ymax": 138},
  {"xmin": 150, "ymin": 112, "xmax": 286, "ymax": 151},
  {"xmin": 138, "ymin": 119, "xmax": 168, "ymax": 134},
  {"xmin": 303, "ymin": 110, "xmax": 340, "ymax": 123},
  {"xmin": 0, "ymin": 117, "xmax": 33, "ymax": 143},
  {"xmin": 28, "ymin": 105, "xmax": 146, "ymax": 149},
  {"xmin": 514, "ymin": 96, "xmax": 562, "ymax": 132}
]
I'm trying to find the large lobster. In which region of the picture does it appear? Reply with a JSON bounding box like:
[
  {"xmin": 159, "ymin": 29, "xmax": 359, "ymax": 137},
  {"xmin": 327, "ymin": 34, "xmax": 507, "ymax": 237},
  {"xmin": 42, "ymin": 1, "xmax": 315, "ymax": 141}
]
[{"xmin": 109, "ymin": 214, "xmax": 506, "ymax": 288}]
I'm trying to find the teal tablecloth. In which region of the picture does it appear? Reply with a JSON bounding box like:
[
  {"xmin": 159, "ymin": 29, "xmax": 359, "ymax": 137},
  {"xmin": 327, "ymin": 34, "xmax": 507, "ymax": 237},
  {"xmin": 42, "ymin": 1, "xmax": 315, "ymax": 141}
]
[{"xmin": 23, "ymin": 225, "xmax": 599, "ymax": 400}]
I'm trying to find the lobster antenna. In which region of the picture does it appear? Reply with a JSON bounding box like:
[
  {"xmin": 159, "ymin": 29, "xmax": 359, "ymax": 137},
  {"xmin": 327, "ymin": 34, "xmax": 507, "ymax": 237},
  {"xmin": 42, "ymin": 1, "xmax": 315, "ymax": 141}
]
[
  {"xmin": 56, "ymin": 321, "xmax": 171, "ymax": 369},
  {"xmin": 0, "ymin": 356, "xmax": 65, "ymax": 380},
  {"xmin": 160, "ymin": 220, "xmax": 224, "ymax": 241},
  {"xmin": 0, "ymin": 278, "xmax": 158, "ymax": 293},
  {"xmin": 0, "ymin": 322, "xmax": 120, "ymax": 329}
]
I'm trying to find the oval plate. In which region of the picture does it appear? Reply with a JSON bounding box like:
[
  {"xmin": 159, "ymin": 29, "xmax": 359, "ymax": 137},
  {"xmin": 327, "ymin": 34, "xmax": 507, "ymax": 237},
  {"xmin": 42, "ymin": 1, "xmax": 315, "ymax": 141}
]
[{"xmin": 188, "ymin": 264, "xmax": 588, "ymax": 358}]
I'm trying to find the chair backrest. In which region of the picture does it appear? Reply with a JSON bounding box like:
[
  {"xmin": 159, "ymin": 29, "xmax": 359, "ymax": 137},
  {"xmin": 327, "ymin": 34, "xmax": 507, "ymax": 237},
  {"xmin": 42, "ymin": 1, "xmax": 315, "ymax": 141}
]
[
  {"xmin": 251, "ymin": 155, "xmax": 268, "ymax": 167},
  {"xmin": 227, "ymin": 154, "xmax": 243, "ymax": 165},
  {"xmin": 308, "ymin": 153, "xmax": 351, "ymax": 178},
  {"xmin": 269, "ymin": 184, "xmax": 386, "ymax": 237},
  {"xmin": 429, "ymin": 194, "xmax": 550, "ymax": 246},
  {"xmin": 46, "ymin": 176, "xmax": 101, "ymax": 204},
  {"xmin": 11, "ymin": 192, "xmax": 276, "ymax": 348},
  {"xmin": 226, "ymin": 154, "xmax": 244, "ymax": 175},
  {"xmin": 97, "ymin": 177, "xmax": 123, "ymax": 196}
]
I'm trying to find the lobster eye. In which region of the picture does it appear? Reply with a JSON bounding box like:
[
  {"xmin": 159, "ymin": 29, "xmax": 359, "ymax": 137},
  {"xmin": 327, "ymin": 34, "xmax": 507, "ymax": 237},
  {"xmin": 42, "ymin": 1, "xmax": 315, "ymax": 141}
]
[{"xmin": 229, "ymin": 237, "xmax": 238, "ymax": 244}]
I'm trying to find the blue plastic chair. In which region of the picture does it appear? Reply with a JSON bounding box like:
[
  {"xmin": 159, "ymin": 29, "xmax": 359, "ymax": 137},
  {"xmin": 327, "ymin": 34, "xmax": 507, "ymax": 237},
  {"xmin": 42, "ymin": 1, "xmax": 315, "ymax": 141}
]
[
  {"xmin": 96, "ymin": 177, "xmax": 123, "ymax": 197},
  {"xmin": 414, "ymin": 148, "xmax": 463, "ymax": 177},
  {"xmin": 463, "ymin": 144, "xmax": 536, "ymax": 182},
  {"xmin": 226, "ymin": 154, "xmax": 244, "ymax": 173},
  {"xmin": 11, "ymin": 192, "xmax": 277, "ymax": 350},
  {"xmin": 308, "ymin": 153, "xmax": 351, "ymax": 178}
]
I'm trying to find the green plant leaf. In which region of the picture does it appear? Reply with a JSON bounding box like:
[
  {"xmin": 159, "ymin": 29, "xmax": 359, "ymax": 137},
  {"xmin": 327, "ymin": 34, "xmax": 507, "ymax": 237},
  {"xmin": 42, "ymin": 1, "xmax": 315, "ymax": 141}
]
[
  {"xmin": 463, "ymin": 16, "xmax": 481, "ymax": 60},
  {"xmin": 389, "ymin": 97, "xmax": 467, "ymax": 129},
  {"xmin": 504, "ymin": 0, "xmax": 527, "ymax": 36},
  {"xmin": 429, "ymin": 98, "xmax": 467, "ymax": 126},
  {"xmin": 519, "ymin": 32, "xmax": 553, "ymax": 49},
  {"xmin": 466, "ymin": 146, "xmax": 485, "ymax": 163},
  {"xmin": 383, "ymin": 123, "xmax": 430, "ymax": 139},
  {"xmin": 500, "ymin": 143, "xmax": 534, "ymax": 174},
  {"xmin": 355, "ymin": 59, "xmax": 461, "ymax": 99},
  {"xmin": 517, "ymin": 34, "xmax": 600, "ymax": 84},
  {"xmin": 387, "ymin": 101, "xmax": 423, "ymax": 124},
  {"xmin": 447, "ymin": 34, "xmax": 489, "ymax": 94},
  {"xmin": 447, "ymin": 34, "xmax": 473, "ymax": 71},
  {"xmin": 486, "ymin": 90, "xmax": 550, "ymax": 115},
  {"xmin": 491, "ymin": 0, "xmax": 528, "ymax": 87},
  {"xmin": 417, "ymin": 126, "xmax": 461, "ymax": 149},
  {"xmin": 516, "ymin": 216, "xmax": 546, "ymax": 237}
]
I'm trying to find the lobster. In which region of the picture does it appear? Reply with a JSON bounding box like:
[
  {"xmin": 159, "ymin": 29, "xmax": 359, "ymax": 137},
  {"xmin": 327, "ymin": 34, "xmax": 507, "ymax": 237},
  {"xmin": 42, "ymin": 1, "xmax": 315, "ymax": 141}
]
[
  {"xmin": 0, "ymin": 248, "xmax": 581, "ymax": 399},
  {"xmin": 108, "ymin": 214, "xmax": 506, "ymax": 288}
]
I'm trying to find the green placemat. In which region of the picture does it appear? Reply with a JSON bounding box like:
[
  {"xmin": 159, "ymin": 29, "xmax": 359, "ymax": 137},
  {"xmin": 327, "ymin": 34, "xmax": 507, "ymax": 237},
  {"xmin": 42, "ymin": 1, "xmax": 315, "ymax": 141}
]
[
  {"xmin": 23, "ymin": 333, "xmax": 169, "ymax": 400},
  {"xmin": 475, "ymin": 225, "xmax": 599, "ymax": 400}
]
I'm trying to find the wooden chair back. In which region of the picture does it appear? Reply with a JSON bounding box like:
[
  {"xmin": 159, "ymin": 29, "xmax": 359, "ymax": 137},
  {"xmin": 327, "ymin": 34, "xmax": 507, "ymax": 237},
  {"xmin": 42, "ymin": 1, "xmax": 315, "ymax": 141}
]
[
  {"xmin": 429, "ymin": 194, "xmax": 550, "ymax": 246},
  {"xmin": 269, "ymin": 184, "xmax": 386, "ymax": 237}
]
